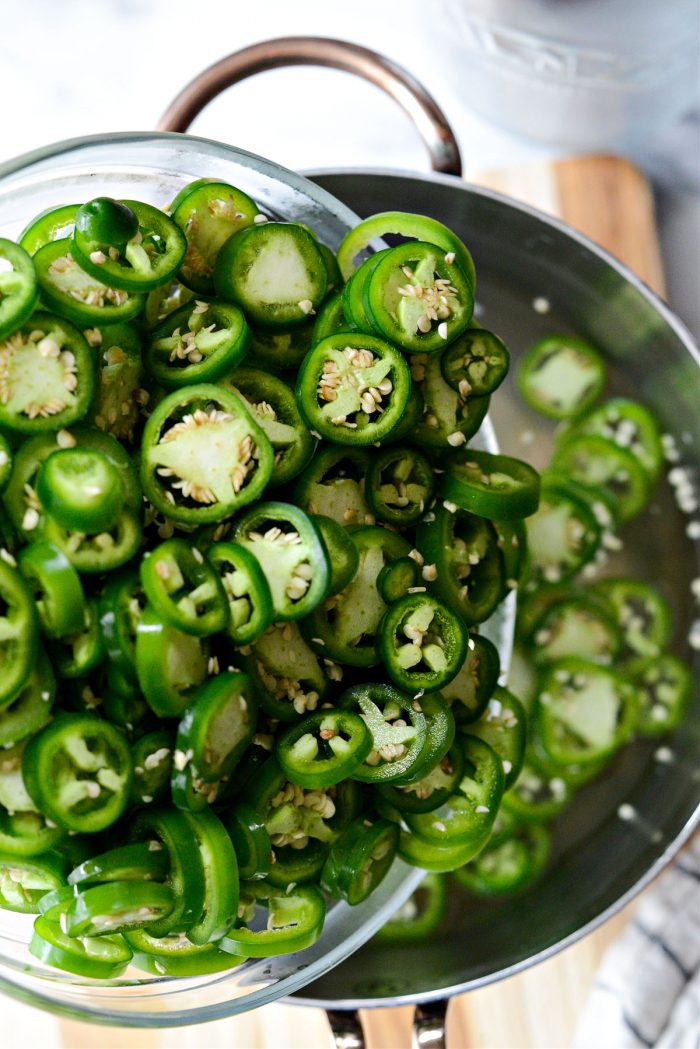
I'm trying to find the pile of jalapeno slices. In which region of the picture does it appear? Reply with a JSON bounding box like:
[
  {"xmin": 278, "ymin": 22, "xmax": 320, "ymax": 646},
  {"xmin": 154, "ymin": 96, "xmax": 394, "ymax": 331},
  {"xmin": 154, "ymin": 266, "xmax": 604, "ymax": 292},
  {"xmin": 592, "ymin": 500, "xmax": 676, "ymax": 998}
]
[
  {"xmin": 380, "ymin": 338, "xmax": 691, "ymax": 916},
  {"xmin": 0, "ymin": 187, "xmax": 543, "ymax": 978}
]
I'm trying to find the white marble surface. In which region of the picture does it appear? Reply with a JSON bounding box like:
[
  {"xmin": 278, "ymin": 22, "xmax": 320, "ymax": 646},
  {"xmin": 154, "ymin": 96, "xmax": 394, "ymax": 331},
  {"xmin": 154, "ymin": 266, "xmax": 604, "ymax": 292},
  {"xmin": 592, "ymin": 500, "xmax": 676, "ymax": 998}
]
[{"xmin": 0, "ymin": 0, "xmax": 697, "ymax": 335}]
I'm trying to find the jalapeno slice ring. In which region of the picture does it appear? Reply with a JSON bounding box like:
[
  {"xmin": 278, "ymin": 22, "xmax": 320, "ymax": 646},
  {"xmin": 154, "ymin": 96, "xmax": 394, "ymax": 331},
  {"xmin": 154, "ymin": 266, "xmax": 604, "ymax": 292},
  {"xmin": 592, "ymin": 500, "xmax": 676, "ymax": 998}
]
[
  {"xmin": 171, "ymin": 180, "xmax": 259, "ymax": 295},
  {"xmin": 517, "ymin": 334, "xmax": 607, "ymax": 420},
  {"xmin": 296, "ymin": 333, "xmax": 411, "ymax": 446},
  {"xmin": 17, "ymin": 541, "xmax": 86, "ymax": 639},
  {"xmin": 276, "ymin": 709, "xmax": 373, "ymax": 790},
  {"xmin": 215, "ymin": 221, "xmax": 327, "ymax": 330},
  {"xmin": 141, "ymin": 538, "xmax": 228, "ymax": 637},
  {"xmin": 219, "ymin": 881, "xmax": 326, "ymax": 957},
  {"xmin": 364, "ymin": 241, "xmax": 474, "ymax": 353},
  {"xmin": 29, "ymin": 915, "xmax": 132, "ymax": 978},
  {"xmin": 0, "ymin": 238, "xmax": 38, "ymax": 340},
  {"xmin": 141, "ymin": 383, "xmax": 274, "ymax": 524},
  {"xmin": 22, "ymin": 713, "xmax": 132, "ymax": 833},
  {"xmin": 35, "ymin": 240, "xmax": 146, "ymax": 326},
  {"xmin": 441, "ymin": 448, "xmax": 540, "ymax": 521},
  {"xmin": 0, "ymin": 557, "xmax": 39, "ymax": 709},
  {"xmin": 378, "ymin": 593, "xmax": 468, "ymax": 693},
  {"xmin": 225, "ymin": 366, "xmax": 316, "ymax": 486},
  {"xmin": 0, "ymin": 311, "xmax": 95, "ymax": 436},
  {"xmin": 206, "ymin": 540, "xmax": 273, "ymax": 645},
  {"xmin": 72, "ymin": 199, "xmax": 187, "ymax": 292},
  {"xmin": 339, "ymin": 683, "xmax": 428, "ymax": 784},
  {"xmin": 231, "ymin": 501, "xmax": 329, "ymax": 621},
  {"xmin": 144, "ymin": 300, "xmax": 250, "ymax": 388},
  {"xmin": 441, "ymin": 328, "xmax": 510, "ymax": 397},
  {"xmin": 365, "ymin": 445, "xmax": 436, "ymax": 527}
]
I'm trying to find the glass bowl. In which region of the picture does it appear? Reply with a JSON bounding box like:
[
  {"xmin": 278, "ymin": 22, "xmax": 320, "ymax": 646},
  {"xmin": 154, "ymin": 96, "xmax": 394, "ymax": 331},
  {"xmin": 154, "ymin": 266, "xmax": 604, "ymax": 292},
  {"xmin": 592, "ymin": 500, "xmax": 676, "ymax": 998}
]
[{"xmin": 0, "ymin": 133, "xmax": 514, "ymax": 1026}]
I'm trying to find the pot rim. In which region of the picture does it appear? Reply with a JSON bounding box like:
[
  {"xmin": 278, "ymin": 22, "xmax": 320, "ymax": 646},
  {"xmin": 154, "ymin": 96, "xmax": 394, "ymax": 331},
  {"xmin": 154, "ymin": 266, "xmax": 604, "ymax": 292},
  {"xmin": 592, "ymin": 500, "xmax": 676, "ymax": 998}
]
[{"xmin": 291, "ymin": 163, "xmax": 700, "ymax": 1011}]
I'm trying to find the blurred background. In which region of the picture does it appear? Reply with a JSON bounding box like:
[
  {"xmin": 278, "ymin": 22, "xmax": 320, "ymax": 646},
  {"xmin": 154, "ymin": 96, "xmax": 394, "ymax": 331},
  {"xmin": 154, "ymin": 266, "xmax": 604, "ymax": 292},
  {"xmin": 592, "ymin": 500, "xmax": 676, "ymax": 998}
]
[{"xmin": 1, "ymin": 0, "xmax": 698, "ymax": 335}]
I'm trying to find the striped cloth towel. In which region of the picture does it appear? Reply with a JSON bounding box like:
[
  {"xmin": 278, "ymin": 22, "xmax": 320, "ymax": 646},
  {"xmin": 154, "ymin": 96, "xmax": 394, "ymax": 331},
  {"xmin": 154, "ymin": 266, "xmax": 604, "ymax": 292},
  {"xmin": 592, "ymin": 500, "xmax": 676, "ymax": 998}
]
[{"xmin": 575, "ymin": 833, "xmax": 700, "ymax": 1049}]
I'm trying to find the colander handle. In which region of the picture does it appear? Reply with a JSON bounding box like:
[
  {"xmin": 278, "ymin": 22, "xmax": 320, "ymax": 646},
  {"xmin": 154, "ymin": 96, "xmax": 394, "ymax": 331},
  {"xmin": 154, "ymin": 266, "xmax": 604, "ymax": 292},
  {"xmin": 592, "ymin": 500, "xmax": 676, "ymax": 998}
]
[{"xmin": 157, "ymin": 36, "xmax": 462, "ymax": 176}]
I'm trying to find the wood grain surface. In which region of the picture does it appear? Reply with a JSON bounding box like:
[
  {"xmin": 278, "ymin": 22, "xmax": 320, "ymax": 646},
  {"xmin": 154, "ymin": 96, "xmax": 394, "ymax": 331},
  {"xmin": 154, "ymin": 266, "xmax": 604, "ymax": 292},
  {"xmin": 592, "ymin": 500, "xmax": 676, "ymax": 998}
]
[{"xmin": 6, "ymin": 153, "xmax": 666, "ymax": 1049}]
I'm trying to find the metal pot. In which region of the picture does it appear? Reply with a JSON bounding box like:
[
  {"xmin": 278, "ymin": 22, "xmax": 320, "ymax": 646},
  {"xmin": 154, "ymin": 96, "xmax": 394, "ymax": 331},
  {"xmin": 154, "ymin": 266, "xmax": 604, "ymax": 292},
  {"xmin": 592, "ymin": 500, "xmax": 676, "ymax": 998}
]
[{"xmin": 159, "ymin": 38, "xmax": 700, "ymax": 1048}]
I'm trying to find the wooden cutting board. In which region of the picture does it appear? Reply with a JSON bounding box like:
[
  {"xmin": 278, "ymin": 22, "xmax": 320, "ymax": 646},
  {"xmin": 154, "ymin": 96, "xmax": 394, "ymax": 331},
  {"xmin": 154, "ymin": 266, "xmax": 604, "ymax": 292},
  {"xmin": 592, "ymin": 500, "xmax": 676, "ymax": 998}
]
[{"xmin": 8, "ymin": 154, "xmax": 666, "ymax": 1049}]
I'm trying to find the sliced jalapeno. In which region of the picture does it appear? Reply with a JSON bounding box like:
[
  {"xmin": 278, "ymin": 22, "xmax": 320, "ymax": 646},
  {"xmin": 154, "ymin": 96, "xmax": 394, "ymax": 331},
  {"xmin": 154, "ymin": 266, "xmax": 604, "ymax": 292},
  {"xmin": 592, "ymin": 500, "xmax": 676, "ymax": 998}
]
[
  {"xmin": 141, "ymin": 538, "xmax": 228, "ymax": 637},
  {"xmin": 592, "ymin": 577, "xmax": 672, "ymax": 670},
  {"xmin": 30, "ymin": 915, "xmax": 132, "ymax": 977},
  {"xmin": 218, "ymin": 881, "xmax": 325, "ymax": 957},
  {"xmin": 130, "ymin": 807, "xmax": 206, "ymax": 937},
  {"xmin": 535, "ymin": 658, "xmax": 637, "ymax": 766},
  {"xmin": 36, "ymin": 448, "xmax": 124, "ymax": 534},
  {"xmin": 144, "ymin": 300, "xmax": 250, "ymax": 387},
  {"xmin": 242, "ymin": 620, "xmax": 328, "ymax": 722},
  {"xmin": 49, "ymin": 598, "xmax": 104, "ymax": 678},
  {"xmin": 215, "ymin": 221, "xmax": 327, "ymax": 329},
  {"xmin": 441, "ymin": 448, "xmax": 540, "ymax": 521},
  {"xmin": 409, "ymin": 350, "xmax": 491, "ymax": 451},
  {"xmin": 416, "ymin": 504, "xmax": 505, "ymax": 625},
  {"xmin": 365, "ymin": 445, "xmax": 436, "ymax": 527},
  {"xmin": 0, "ymin": 311, "xmax": 95, "ymax": 435},
  {"xmin": 362, "ymin": 241, "xmax": 474, "ymax": 353},
  {"xmin": 321, "ymin": 818, "xmax": 398, "ymax": 905},
  {"xmin": 557, "ymin": 397, "xmax": 663, "ymax": 485},
  {"xmin": 141, "ymin": 383, "xmax": 273, "ymax": 525},
  {"xmin": 0, "ymin": 851, "xmax": 67, "ymax": 913},
  {"xmin": 634, "ymin": 654, "xmax": 691, "ymax": 736},
  {"xmin": 67, "ymin": 881, "xmax": 175, "ymax": 937},
  {"xmin": 231, "ymin": 501, "xmax": 329, "ymax": 621},
  {"xmin": 453, "ymin": 821, "xmax": 550, "ymax": 897},
  {"xmin": 206, "ymin": 540, "xmax": 273, "ymax": 645},
  {"xmin": 0, "ymin": 238, "xmax": 38, "ymax": 340},
  {"xmin": 171, "ymin": 180, "xmax": 259, "ymax": 295},
  {"xmin": 378, "ymin": 744, "xmax": 464, "ymax": 814},
  {"xmin": 225, "ymin": 366, "xmax": 315, "ymax": 485},
  {"xmin": 293, "ymin": 445, "xmax": 372, "ymax": 527},
  {"xmin": 402, "ymin": 735, "xmax": 505, "ymax": 848},
  {"xmin": 302, "ymin": 525, "xmax": 411, "ymax": 666},
  {"xmin": 467, "ymin": 687, "xmax": 527, "ymax": 789},
  {"xmin": 0, "ymin": 556, "xmax": 39, "ymax": 709},
  {"xmin": 440, "ymin": 634, "xmax": 501, "ymax": 725},
  {"xmin": 337, "ymin": 211, "xmax": 475, "ymax": 290},
  {"xmin": 125, "ymin": 927, "xmax": 240, "ymax": 976},
  {"xmin": 313, "ymin": 514, "xmax": 360, "ymax": 596},
  {"xmin": 276, "ymin": 709, "xmax": 372, "ymax": 789},
  {"xmin": 517, "ymin": 334, "xmax": 606, "ymax": 420},
  {"xmin": 378, "ymin": 592, "xmax": 468, "ymax": 693},
  {"xmin": 34, "ymin": 241, "xmax": 145, "ymax": 326},
  {"xmin": 176, "ymin": 672, "xmax": 257, "ymax": 784},
  {"xmin": 525, "ymin": 477, "xmax": 602, "ymax": 584},
  {"xmin": 69, "ymin": 842, "xmax": 170, "ymax": 887},
  {"xmin": 225, "ymin": 803, "xmax": 272, "ymax": 881},
  {"xmin": 131, "ymin": 731, "xmax": 173, "ymax": 807},
  {"xmin": 22, "ymin": 713, "xmax": 132, "ymax": 833},
  {"xmin": 339, "ymin": 683, "xmax": 428, "ymax": 784},
  {"xmin": 440, "ymin": 328, "xmax": 509, "ymax": 397},
  {"xmin": 531, "ymin": 593, "xmax": 621, "ymax": 666},
  {"xmin": 135, "ymin": 605, "xmax": 208, "ymax": 718},
  {"xmin": 18, "ymin": 204, "xmax": 79, "ymax": 257},
  {"xmin": 551, "ymin": 434, "xmax": 650, "ymax": 525},
  {"xmin": 296, "ymin": 333, "xmax": 411, "ymax": 445},
  {"xmin": 72, "ymin": 198, "xmax": 187, "ymax": 292},
  {"xmin": 376, "ymin": 871, "xmax": 447, "ymax": 942}
]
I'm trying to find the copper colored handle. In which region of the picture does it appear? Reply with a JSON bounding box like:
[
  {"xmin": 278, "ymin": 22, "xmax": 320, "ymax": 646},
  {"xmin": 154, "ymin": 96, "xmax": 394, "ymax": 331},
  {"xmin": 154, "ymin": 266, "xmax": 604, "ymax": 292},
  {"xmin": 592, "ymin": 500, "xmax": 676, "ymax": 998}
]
[{"xmin": 157, "ymin": 36, "xmax": 462, "ymax": 176}]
